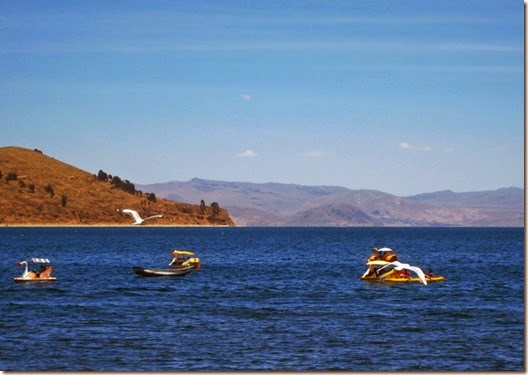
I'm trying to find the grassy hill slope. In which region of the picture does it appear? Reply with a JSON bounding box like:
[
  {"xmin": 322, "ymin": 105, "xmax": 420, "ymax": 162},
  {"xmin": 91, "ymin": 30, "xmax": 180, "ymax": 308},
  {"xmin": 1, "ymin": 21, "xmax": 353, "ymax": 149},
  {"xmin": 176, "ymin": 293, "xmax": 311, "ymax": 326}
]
[{"xmin": 0, "ymin": 146, "xmax": 234, "ymax": 226}]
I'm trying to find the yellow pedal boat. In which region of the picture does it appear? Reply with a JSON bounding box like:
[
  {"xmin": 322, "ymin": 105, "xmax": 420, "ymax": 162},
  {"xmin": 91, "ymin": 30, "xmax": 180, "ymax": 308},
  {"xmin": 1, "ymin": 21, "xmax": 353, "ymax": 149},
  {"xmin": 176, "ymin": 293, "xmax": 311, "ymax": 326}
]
[{"xmin": 361, "ymin": 248, "xmax": 445, "ymax": 285}]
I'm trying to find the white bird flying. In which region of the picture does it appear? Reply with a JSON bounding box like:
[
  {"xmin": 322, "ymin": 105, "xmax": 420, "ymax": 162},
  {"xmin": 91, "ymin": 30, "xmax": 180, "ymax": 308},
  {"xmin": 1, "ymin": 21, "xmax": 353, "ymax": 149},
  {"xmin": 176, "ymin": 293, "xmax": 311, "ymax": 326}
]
[
  {"xmin": 377, "ymin": 260, "xmax": 428, "ymax": 285},
  {"xmin": 121, "ymin": 209, "xmax": 163, "ymax": 225}
]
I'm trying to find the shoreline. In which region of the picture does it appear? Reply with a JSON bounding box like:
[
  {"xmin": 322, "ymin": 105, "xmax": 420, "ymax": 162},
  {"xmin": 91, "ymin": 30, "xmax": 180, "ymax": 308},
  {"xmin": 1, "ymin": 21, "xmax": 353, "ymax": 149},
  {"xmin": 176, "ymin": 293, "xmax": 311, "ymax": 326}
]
[
  {"xmin": 1, "ymin": 224, "xmax": 522, "ymax": 228},
  {"xmin": 1, "ymin": 224, "xmax": 235, "ymax": 228}
]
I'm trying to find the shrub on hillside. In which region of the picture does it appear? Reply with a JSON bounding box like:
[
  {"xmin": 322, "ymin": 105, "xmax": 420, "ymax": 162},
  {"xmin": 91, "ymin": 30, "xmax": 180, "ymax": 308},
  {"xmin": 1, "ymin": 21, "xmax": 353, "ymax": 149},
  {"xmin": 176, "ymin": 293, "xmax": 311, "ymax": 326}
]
[
  {"xmin": 211, "ymin": 202, "xmax": 220, "ymax": 215},
  {"xmin": 6, "ymin": 172, "xmax": 17, "ymax": 182},
  {"xmin": 111, "ymin": 176, "xmax": 135, "ymax": 194},
  {"xmin": 97, "ymin": 169, "xmax": 136, "ymax": 195},
  {"xmin": 45, "ymin": 184, "xmax": 54, "ymax": 197},
  {"xmin": 97, "ymin": 170, "xmax": 109, "ymax": 182}
]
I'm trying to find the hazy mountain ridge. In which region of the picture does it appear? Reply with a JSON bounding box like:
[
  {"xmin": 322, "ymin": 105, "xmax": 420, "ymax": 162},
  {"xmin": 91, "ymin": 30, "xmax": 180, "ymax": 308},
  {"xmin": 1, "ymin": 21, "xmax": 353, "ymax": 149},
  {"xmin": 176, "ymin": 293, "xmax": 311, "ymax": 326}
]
[
  {"xmin": 147, "ymin": 178, "xmax": 349, "ymax": 216},
  {"xmin": 407, "ymin": 188, "xmax": 523, "ymax": 209},
  {"xmin": 138, "ymin": 178, "xmax": 524, "ymax": 227}
]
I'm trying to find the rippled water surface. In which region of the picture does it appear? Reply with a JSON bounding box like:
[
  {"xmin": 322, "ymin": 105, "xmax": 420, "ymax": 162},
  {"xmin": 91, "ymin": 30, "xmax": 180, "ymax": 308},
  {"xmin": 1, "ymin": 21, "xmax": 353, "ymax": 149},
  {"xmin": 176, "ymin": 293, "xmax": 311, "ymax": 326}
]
[{"xmin": 0, "ymin": 227, "xmax": 524, "ymax": 371}]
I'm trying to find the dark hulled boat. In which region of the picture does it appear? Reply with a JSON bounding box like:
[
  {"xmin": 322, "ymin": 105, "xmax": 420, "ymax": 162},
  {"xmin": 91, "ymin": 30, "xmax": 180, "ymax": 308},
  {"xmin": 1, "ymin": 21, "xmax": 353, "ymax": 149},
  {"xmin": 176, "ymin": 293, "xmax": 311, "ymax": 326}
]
[{"xmin": 132, "ymin": 265, "xmax": 196, "ymax": 277}]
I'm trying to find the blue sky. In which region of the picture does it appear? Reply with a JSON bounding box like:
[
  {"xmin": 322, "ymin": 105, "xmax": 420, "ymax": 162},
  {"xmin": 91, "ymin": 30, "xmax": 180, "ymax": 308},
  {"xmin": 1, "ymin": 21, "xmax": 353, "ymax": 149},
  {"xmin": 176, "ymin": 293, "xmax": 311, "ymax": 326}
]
[{"xmin": 1, "ymin": 0, "xmax": 523, "ymax": 196}]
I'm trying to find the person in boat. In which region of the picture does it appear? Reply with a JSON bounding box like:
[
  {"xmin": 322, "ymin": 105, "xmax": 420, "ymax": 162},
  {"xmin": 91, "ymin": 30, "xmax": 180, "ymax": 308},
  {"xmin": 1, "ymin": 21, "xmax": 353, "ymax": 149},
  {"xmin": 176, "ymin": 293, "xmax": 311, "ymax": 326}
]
[
  {"xmin": 35, "ymin": 264, "xmax": 43, "ymax": 278},
  {"xmin": 380, "ymin": 250, "xmax": 398, "ymax": 262},
  {"xmin": 375, "ymin": 267, "xmax": 390, "ymax": 277},
  {"xmin": 36, "ymin": 264, "xmax": 48, "ymax": 277},
  {"xmin": 399, "ymin": 269, "xmax": 411, "ymax": 278},
  {"xmin": 365, "ymin": 248, "xmax": 380, "ymax": 276},
  {"xmin": 169, "ymin": 256, "xmax": 185, "ymax": 267},
  {"xmin": 38, "ymin": 264, "xmax": 53, "ymax": 278},
  {"xmin": 368, "ymin": 248, "xmax": 379, "ymax": 261},
  {"xmin": 425, "ymin": 269, "xmax": 435, "ymax": 278}
]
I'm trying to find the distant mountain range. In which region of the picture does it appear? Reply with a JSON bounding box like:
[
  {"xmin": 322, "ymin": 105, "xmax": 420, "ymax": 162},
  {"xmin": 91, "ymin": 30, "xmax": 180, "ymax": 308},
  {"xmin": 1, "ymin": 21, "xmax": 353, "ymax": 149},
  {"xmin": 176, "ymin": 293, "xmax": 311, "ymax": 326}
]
[
  {"xmin": 138, "ymin": 178, "xmax": 524, "ymax": 227},
  {"xmin": 4, "ymin": 145, "xmax": 520, "ymax": 227}
]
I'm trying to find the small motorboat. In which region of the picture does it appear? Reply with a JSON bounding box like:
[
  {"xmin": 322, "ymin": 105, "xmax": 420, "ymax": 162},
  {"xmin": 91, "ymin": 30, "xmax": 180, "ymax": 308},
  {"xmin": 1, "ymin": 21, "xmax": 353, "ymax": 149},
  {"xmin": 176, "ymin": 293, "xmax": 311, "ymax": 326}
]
[
  {"xmin": 132, "ymin": 249, "xmax": 201, "ymax": 277},
  {"xmin": 360, "ymin": 247, "xmax": 445, "ymax": 285},
  {"xmin": 13, "ymin": 258, "xmax": 56, "ymax": 282}
]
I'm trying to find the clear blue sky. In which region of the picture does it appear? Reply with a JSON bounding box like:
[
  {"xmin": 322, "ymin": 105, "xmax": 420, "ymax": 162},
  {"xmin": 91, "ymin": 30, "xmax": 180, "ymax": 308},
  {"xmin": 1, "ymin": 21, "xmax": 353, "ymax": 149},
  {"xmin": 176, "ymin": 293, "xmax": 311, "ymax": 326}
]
[{"xmin": 1, "ymin": 0, "xmax": 523, "ymax": 196}]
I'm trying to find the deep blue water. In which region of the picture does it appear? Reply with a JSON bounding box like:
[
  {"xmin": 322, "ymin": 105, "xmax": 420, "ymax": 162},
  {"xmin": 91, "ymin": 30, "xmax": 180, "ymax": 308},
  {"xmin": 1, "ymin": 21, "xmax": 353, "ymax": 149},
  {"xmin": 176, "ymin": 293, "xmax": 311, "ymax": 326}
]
[{"xmin": 0, "ymin": 227, "xmax": 524, "ymax": 371}]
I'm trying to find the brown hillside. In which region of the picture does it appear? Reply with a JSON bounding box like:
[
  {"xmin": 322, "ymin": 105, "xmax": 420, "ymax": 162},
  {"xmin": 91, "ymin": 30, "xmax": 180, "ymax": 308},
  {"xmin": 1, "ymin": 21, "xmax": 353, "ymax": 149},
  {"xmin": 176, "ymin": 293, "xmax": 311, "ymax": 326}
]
[{"xmin": 0, "ymin": 146, "xmax": 234, "ymax": 226}]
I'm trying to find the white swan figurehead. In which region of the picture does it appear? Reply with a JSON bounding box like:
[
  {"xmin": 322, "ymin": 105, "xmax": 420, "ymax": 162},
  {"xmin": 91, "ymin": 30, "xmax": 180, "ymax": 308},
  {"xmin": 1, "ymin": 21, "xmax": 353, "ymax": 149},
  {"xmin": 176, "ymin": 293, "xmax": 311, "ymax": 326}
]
[
  {"xmin": 17, "ymin": 261, "xmax": 30, "ymax": 278},
  {"xmin": 121, "ymin": 209, "xmax": 163, "ymax": 225}
]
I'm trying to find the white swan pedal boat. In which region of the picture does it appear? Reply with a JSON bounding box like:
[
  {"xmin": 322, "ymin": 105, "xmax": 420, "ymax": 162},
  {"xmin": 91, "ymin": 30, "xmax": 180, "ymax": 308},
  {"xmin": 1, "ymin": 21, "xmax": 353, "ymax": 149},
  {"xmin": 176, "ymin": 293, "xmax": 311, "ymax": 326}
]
[
  {"xmin": 13, "ymin": 258, "xmax": 56, "ymax": 282},
  {"xmin": 361, "ymin": 247, "xmax": 445, "ymax": 285}
]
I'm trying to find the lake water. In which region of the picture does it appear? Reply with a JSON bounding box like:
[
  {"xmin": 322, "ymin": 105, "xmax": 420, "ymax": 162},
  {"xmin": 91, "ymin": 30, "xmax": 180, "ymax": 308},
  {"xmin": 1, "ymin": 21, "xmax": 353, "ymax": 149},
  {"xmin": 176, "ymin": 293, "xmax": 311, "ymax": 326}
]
[{"xmin": 0, "ymin": 227, "xmax": 524, "ymax": 371}]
